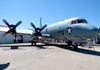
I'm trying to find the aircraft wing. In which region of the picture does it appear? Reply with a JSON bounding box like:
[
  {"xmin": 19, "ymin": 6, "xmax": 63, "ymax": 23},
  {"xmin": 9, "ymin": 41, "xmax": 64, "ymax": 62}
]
[{"xmin": 42, "ymin": 34, "xmax": 51, "ymax": 37}]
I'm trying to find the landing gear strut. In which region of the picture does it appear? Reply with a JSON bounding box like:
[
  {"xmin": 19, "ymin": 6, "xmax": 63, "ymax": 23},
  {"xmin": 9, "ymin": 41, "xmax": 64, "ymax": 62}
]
[{"xmin": 11, "ymin": 34, "xmax": 18, "ymax": 49}]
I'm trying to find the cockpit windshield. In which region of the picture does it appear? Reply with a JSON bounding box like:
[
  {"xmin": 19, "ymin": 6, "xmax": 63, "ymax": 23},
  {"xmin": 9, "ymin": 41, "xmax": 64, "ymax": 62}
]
[
  {"xmin": 77, "ymin": 19, "xmax": 88, "ymax": 23},
  {"xmin": 71, "ymin": 19, "xmax": 88, "ymax": 24}
]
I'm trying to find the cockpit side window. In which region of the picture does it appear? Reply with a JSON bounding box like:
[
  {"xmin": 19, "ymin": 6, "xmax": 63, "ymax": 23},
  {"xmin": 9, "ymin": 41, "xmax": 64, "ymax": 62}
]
[{"xmin": 71, "ymin": 20, "xmax": 77, "ymax": 24}]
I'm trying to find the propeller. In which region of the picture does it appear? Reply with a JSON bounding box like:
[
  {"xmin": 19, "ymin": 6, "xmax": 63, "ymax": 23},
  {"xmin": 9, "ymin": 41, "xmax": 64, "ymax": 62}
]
[
  {"xmin": 29, "ymin": 18, "xmax": 47, "ymax": 45},
  {"xmin": 30, "ymin": 22, "xmax": 47, "ymax": 37},
  {"xmin": 30, "ymin": 17, "xmax": 47, "ymax": 37},
  {"xmin": 2, "ymin": 19, "xmax": 22, "ymax": 36}
]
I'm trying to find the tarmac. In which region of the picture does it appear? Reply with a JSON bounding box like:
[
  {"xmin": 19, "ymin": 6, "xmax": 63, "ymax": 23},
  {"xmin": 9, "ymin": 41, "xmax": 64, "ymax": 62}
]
[{"xmin": 0, "ymin": 44, "xmax": 100, "ymax": 70}]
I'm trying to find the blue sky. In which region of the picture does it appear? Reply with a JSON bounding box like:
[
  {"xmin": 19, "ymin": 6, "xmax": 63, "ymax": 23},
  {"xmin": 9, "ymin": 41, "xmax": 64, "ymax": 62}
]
[{"xmin": 0, "ymin": 0, "xmax": 100, "ymax": 30}]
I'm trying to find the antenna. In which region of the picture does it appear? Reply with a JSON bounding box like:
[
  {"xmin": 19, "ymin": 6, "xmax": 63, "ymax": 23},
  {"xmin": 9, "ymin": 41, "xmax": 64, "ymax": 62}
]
[{"xmin": 40, "ymin": 17, "xmax": 42, "ymax": 28}]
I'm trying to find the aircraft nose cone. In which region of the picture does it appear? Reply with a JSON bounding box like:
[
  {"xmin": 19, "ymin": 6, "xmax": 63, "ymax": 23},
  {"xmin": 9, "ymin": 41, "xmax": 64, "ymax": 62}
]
[
  {"xmin": 89, "ymin": 24, "xmax": 99, "ymax": 32},
  {"xmin": 88, "ymin": 24, "xmax": 99, "ymax": 37},
  {"xmin": 91, "ymin": 27, "xmax": 99, "ymax": 32},
  {"xmin": 74, "ymin": 24, "xmax": 99, "ymax": 38}
]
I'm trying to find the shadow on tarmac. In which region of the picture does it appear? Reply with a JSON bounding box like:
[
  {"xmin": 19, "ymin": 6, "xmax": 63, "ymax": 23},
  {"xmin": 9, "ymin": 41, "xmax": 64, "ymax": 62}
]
[
  {"xmin": 36, "ymin": 45, "xmax": 47, "ymax": 49},
  {"xmin": 54, "ymin": 45, "xmax": 100, "ymax": 56},
  {"xmin": 0, "ymin": 43, "xmax": 100, "ymax": 56},
  {"xmin": 0, "ymin": 62, "xmax": 10, "ymax": 70}
]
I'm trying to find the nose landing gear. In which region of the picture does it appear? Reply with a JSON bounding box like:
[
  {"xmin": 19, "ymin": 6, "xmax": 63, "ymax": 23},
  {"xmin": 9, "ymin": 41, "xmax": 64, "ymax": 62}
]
[{"xmin": 67, "ymin": 41, "xmax": 78, "ymax": 50}]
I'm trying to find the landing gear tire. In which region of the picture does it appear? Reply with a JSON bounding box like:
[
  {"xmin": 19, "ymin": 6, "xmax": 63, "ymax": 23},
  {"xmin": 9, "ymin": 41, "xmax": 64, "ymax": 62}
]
[
  {"xmin": 34, "ymin": 42, "xmax": 36, "ymax": 46},
  {"xmin": 73, "ymin": 44, "xmax": 78, "ymax": 50},
  {"xmin": 30, "ymin": 41, "xmax": 37, "ymax": 46},
  {"xmin": 67, "ymin": 41, "xmax": 72, "ymax": 46}
]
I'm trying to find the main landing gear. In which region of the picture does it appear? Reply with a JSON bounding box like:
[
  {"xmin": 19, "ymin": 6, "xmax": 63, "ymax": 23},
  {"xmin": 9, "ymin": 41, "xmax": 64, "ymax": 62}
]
[{"xmin": 29, "ymin": 40, "xmax": 37, "ymax": 46}]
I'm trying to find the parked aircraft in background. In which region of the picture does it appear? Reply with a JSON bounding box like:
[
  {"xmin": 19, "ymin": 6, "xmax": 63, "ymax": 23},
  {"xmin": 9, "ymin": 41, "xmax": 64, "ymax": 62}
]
[{"xmin": 0, "ymin": 17, "xmax": 99, "ymax": 49}]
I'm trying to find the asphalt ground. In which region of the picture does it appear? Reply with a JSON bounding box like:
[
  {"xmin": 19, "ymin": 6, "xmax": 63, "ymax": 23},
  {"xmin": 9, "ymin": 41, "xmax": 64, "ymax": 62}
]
[{"xmin": 0, "ymin": 44, "xmax": 100, "ymax": 70}]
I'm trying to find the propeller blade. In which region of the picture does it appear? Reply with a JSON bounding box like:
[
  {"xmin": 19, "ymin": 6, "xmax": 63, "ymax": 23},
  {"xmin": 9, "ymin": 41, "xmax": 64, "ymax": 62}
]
[
  {"xmin": 15, "ymin": 21, "xmax": 22, "ymax": 27},
  {"xmin": 30, "ymin": 22, "xmax": 38, "ymax": 33},
  {"xmin": 40, "ymin": 24, "xmax": 47, "ymax": 31},
  {"xmin": 30, "ymin": 22, "xmax": 36, "ymax": 29},
  {"xmin": 3, "ymin": 19, "xmax": 10, "ymax": 28}
]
